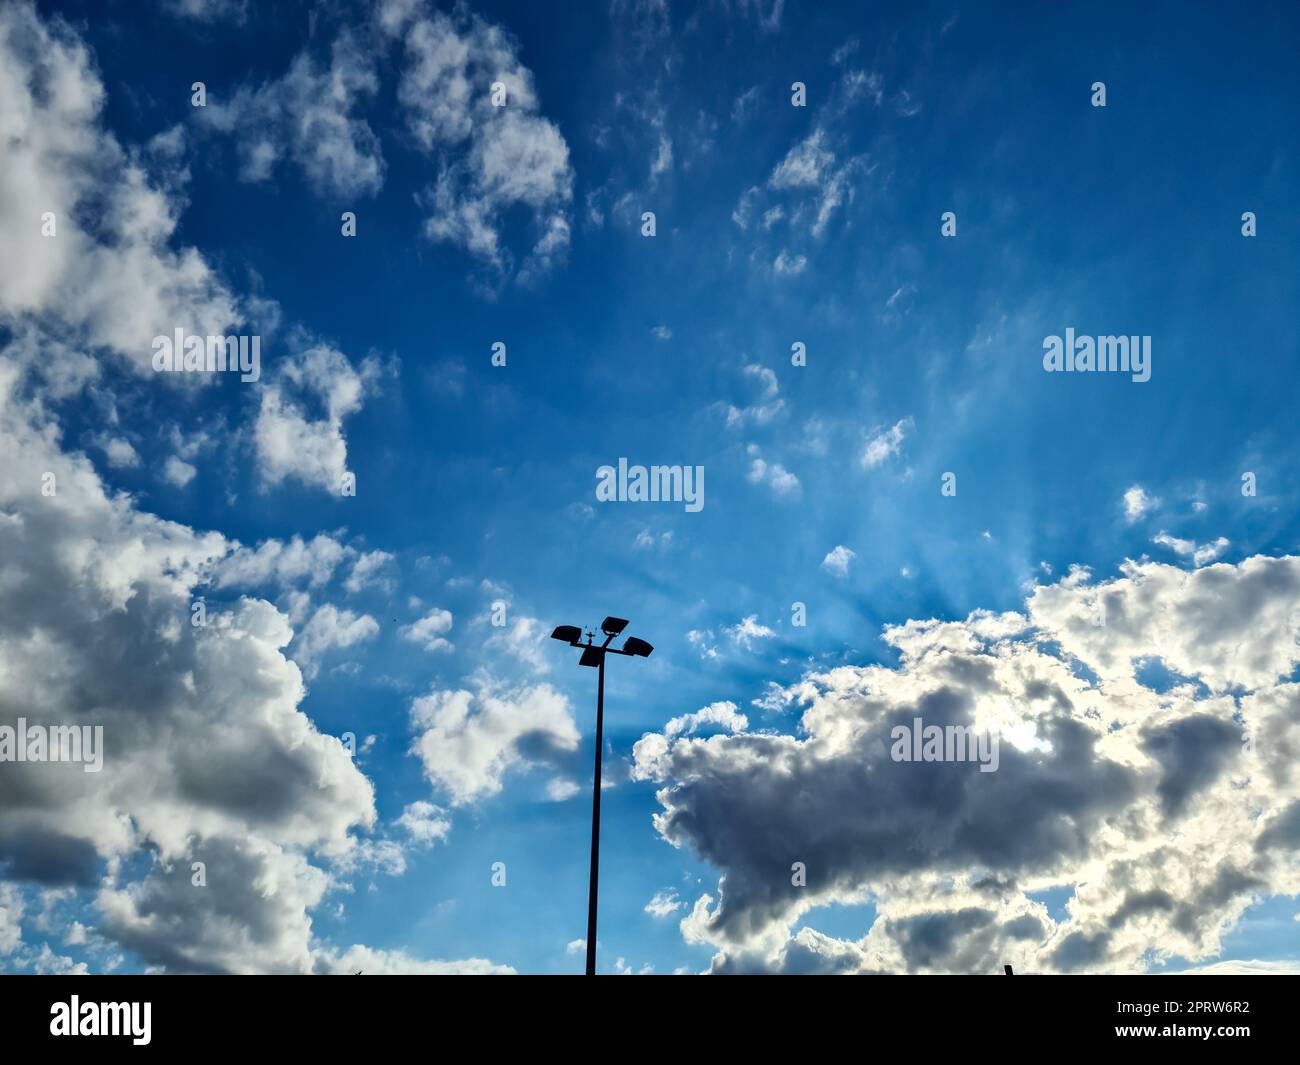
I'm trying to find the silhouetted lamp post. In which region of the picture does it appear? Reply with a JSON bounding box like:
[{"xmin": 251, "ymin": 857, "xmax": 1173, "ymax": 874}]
[{"xmin": 550, "ymin": 616, "xmax": 653, "ymax": 976}]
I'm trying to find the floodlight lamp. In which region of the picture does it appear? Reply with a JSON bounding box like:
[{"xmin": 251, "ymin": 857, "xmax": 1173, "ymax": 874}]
[{"xmin": 551, "ymin": 625, "xmax": 582, "ymax": 645}]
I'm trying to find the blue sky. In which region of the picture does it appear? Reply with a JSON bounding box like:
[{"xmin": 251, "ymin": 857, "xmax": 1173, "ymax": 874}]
[{"xmin": 1, "ymin": 0, "xmax": 1299, "ymax": 975}]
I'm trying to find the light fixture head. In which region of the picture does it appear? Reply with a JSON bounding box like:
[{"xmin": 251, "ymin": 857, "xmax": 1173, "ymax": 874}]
[
  {"xmin": 623, "ymin": 637, "xmax": 653, "ymax": 657},
  {"xmin": 550, "ymin": 625, "xmax": 582, "ymax": 645},
  {"xmin": 601, "ymin": 616, "xmax": 629, "ymax": 637},
  {"xmin": 579, "ymin": 646, "xmax": 603, "ymax": 668}
]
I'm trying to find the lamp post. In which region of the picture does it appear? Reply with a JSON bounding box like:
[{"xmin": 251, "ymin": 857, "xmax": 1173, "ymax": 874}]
[{"xmin": 550, "ymin": 616, "xmax": 654, "ymax": 976}]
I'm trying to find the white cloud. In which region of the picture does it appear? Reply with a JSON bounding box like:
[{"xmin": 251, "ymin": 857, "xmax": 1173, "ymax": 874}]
[
  {"xmin": 380, "ymin": 1, "xmax": 573, "ymax": 280},
  {"xmin": 199, "ymin": 32, "xmax": 384, "ymax": 197},
  {"xmin": 861, "ymin": 417, "xmax": 912, "ymax": 469},
  {"xmin": 1153, "ymin": 532, "xmax": 1230, "ymax": 568},
  {"xmin": 633, "ymin": 701, "xmax": 750, "ymax": 783},
  {"xmin": 635, "ymin": 554, "xmax": 1300, "ymax": 973},
  {"xmin": 743, "ymin": 363, "xmax": 779, "ymax": 400},
  {"xmin": 821, "ymin": 545, "xmax": 856, "ymax": 578},
  {"xmin": 0, "ymin": 3, "xmax": 500, "ymax": 976},
  {"xmin": 725, "ymin": 616, "xmax": 776, "ymax": 650},
  {"xmin": 773, "ymin": 250, "xmax": 807, "ymax": 275},
  {"xmin": 634, "ymin": 528, "xmax": 673, "ymax": 551},
  {"xmin": 732, "ymin": 85, "xmax": 761, "ymax": 123},
  {"xmin": 0, "ymin": 3, "xmax": 240, "ymax": 369},
  {"xmin": 1170, "ymin": 959, "xmax": 1300, "ymax": 975},
  {"xmin": 318, "ymin": 944, "xmax": 513, "ymax": 975},
  {"xmin": 611, "ymin": 0, "xmax": 671, "ymax": 53},
  {"xmin": 770, "ymin": 129, "xmax": 835, "ymax": 190},
  {"xmin": 334, "ymin": 837, "xmax": 409, "ymax": 878},
  {"xmin": 483, "ymin": 613, "xmax": 553, "ymax": 674},
  {"xmin": 0, "ymin": 359, "xmax": 380, "ymax": 972},
  {"xmin": 687, "ymin": 629, "xmax": 720, "ymax": 660},
  {"xmin": 410, "ymin": 680, "xmax": 579, "ymax": 805},
  {"xmin": 1124, "ymin": 484, "xmax": 1158, "ymax": 523},
  {"xmin": 546, "ymin": 778, "xmax": 581, "ymax": 802},
  {"xmin": 0, "ymin": 884, "xmax": 23, "ymax": 956},
  {"xmin": 401, "ymin": 607, "xmax": 454, "ymax": 653},
  {"xmin": 746, "ymin": 447, "xmax": 800, "ymax": 496},
  {"xmin": 254, "ymin": 343, "xmax": 381, "ymax": 494},
  {"xmin": 649, "ymin": 133, "xmax": 673, "ymax": 183},
  {"xmin": 722, "ymin": 365, "xmax": 785, "ymax": 429},
  {"xmin": 162, "ymin": 455, "xmax": 197, "ymax": 487},
  {"xmin": 345, "ymin": 550, "xmax": 395, "ymax": 594},
  {"xmin": 740, "ymin": 121, "xmax": 868, "ymax": 245},
  {"xmin": 294, "ymin": 604, "xmax": 380, "ymax": 678},
  {"xmin": 30, "ymin": 944, "xmax": 88, "ymax": 975},
  {"xmin": 215, "ymin": 533, "xmax": 351, "ymax": 590},
  {"xmin": 732, "ymin": 0, "xmax": 785, "ymax": 34},
  {"xmin": 645, "ymin": 889, "xmax": 684, "ymax": 918},
  {"xmin": 395, "ymin": 801, "xmax": 452, "ymax": 846},
  {"xmin": 752, "ymin": 681, "xmax": 793, "ymax": 713},
  {"xmin": 333, "ymin": 798, "xmax": 454, "ymax": 879},
  {"xmin": 732, "ymin": 186, "xmax": 760, "ymax": 229},
  {"xmin": 101, "ymin": 438, "xmax": 140, "ymax": 469},
  {"xmin": 665, "ymin": 701, "xmax": 749, "ymax": 739}
]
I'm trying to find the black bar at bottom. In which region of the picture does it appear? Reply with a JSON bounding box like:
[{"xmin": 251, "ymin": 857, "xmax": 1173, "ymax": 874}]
[{"xmin": 0, "ymin": 972, "xmax": 1294, "ymax": 1052}]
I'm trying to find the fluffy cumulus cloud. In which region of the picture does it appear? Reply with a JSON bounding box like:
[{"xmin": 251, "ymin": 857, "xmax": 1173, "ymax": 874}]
[
  {"xmin": 293, "ymin": 603, "xmax": 380, "ymax": 678},
  {"xmin": 214, "ymin": 533, "xmax": 352, "ymax": 590},
  {"xmin": 345, "ymin": 549, "xmax": 394, "ymax": 594},
  {"xmin": 379, "ymin": 0, "xmax": 574, "ymax": 280},
  {"xmin": 634, "ymin": 556, "xmax": 1300, "ymax": 973},
  {"xmin": 0, "ymin": 2, "xmax": 240, "ymax": 370},
  {"xmin": 0, "ymin": 366, "xmax": 495, "ymax": 971},
  {"xmin": 401, "ymin": 607, "xmax": 455, "ymax": 653},
  {"xmin": 0, "ymin": 365, "xmax": 373, "ymax": 970},
  {"xmin": 410, "ymin": 680, "xmax": 580, "ymax": 805},
  {"xmin": 633, "ymin": 702, "xmax": 749, "ymax": 783},
  {"xmin": 0, "ymin": 2, "xmax": 504, "ymax": 975},
  {"xmin": 3, "ymin": 1, "xmax": 379, "ymax": 503},
  {"xmin": 395, "ymin": 801, "xmax": 452, "ymax": 845},
  {"xmin": 100, "ymin": 437, "xmax": 140, "ymax": 469},
  {"xmin": 1153, "ymin": 532, "xmax": 1230, "ymax": 568},
  {"xmin": 0, "ymin": 884, "xmax": 23, "ymax": 956},
  {"xmin": 253, "ymin": 342, "xmax": 381, "ymax": 494}
]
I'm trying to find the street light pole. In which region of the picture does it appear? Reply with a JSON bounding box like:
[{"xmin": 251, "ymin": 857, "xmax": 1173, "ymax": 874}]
[
  {"xmin": 586, "ymin": 649, "xmax": 605, "ymax": 977},
  {"xmin": 550, "ymin": 617, "xmax": 654, "ymax": 977}
]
